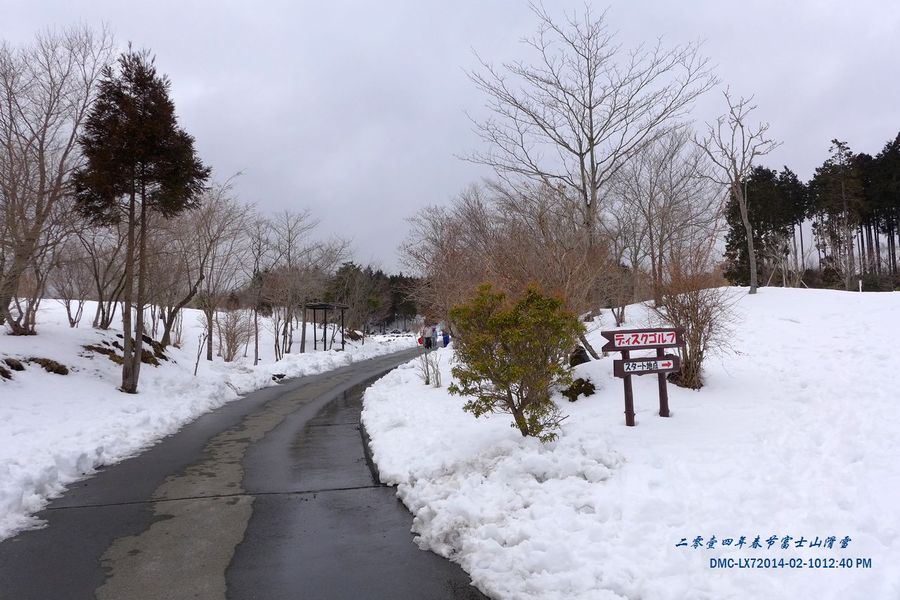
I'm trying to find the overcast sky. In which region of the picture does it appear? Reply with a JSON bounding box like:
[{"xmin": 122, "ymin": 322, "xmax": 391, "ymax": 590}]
[{"xmin": 4, "ymin": 0, "xmax": 899, "ymax": 270}]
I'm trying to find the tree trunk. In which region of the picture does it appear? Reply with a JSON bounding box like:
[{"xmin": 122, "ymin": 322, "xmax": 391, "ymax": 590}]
[
  {"xmin": 159, "ymin": 308, "xmax": 179, "ymax": 349},
  {"xmin": 150, "ymin": 304, "xmax": 158, "ymax": 338},
  {"xmin": 99, "ymin": 285, "xmax": 122, "ymax": 330},
  {"xmin": 253, "ymin": 308, "xmax": 260, "ymax": 366},
  {"xmin": 844, "ymin": 220, "xmax": 855, "ymax": 291},
  {"xmin": 299, "ymin": 304, "xmax": 307, "ymax": 353},
  {"xmin": 285, "ymin": 315, "xmax": 293, "ymax": 354},
  {"xmin": 579, "ymin": 332, "xmax": 600, "ymax": 360},
  {"xmin": 890, "ymin": 221, "xmax": 897, "ymax": 275},
  {"xmin": 281, "ymin": 319, "xmax": 290, "ymax": 356},
  {"xmin": 865, "ymin": 222, "xmax": 873, "ymax": 274},
  {"xmin": 510, "ymin": 404, "xmax": 530, "ymax": 437},
  {"xmin": 873, "ymin": 222, "xmax": 882, "ymax": 276},
  {"xmin": 815, "ymin": 213, "xmax": 823, "ymax": 267},
  {"xmin": 737, "ymin": 184, "xmax": 758, "ymax": 294},
  {"xmin": 329, "ymin": 321, "xmax": 338, "ymax": 350},
  {"xmin": 791, "ymin": 224, "xmax": 799, "ymax": 285},
  {"xmin": 128, "ymin": 190, "xmax": 149, "ymax": 393},
  {"xmin": 0, "ymin": 294, "xmax": 29, "ymax": 334},
  {"xmin": 159, "ymin": 275, "xmax": 204, "ymax": 349},
  {"xmin": 121, "ymin": 189, "xmax": 137, "ymax": 393},
  {"xmin": 0, "ymin": 248, "xmax": 40, "ymax": 334},
  {"xmin": 645, "ymin": 225, "xmax": 661, "ymax": 305},
  {"xmin": 857, "ymin": 225, "xmax": 864, "ymax": 276},
  {"xmin": 841, "ymin": 174, "xmax": 855, "ymax": 291},
  {"xmin": 205, "ymin": 308, "xmax": 214, "ymax": 361},
  {"xmin": 890, "ymin": 221, "xmax": 898, "ymax": 275}
]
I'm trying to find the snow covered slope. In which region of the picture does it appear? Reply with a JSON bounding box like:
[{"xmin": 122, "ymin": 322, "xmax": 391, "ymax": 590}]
[
  {"xmin": 362, "ymin": 288, "xmax": 900, "ymax": 600},
  {"xmin": 0, "ymin": 302, "xmax": 416, "ymax": 541}
]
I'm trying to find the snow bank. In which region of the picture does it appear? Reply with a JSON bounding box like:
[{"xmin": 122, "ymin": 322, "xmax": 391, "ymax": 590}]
[
  {"xmin": 362, "ymin": 288, "xmax": 900, "ymax": 599},
  {"xmin": 0, "ymin": 302, "xmax": 415, "ymax": 540}
]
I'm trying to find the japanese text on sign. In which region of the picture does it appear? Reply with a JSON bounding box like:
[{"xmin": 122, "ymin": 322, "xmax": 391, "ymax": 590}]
[
  {"xmin": 623, "ymin": 359, "xmax": 675, "ymax": 373},
  {"xmin": 614, "ymin": 331, "xmax": 677, "ymax": 348}
]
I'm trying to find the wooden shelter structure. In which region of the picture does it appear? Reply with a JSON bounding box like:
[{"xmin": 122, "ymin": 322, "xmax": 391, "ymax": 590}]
[{"xmin": 306, "ymin": 301, "xmax": 349, "ymax": 351}]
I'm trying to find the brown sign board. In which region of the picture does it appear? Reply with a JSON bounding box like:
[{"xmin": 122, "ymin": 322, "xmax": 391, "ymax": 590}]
[
  {"xmin": 600, "ymin": 327, "xmax": 685, "ymax": 352},
  {"xmin": 613, "ymin": 354, "xmax": 681, "ymax": 378},
  {"xmin": 601, "ymin": 327, "xmax": 686, "ymax": 426}
]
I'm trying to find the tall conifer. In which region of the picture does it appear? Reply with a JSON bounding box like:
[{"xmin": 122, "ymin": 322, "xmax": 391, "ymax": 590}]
[{"xmin": 73, "ymin": 49, "xmax": 209, "ymax": 393}]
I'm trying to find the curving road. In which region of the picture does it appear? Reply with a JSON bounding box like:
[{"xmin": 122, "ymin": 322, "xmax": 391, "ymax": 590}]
[{"xmin": 0, "ymin": 349, "xmax": 486, "ymax": 600}]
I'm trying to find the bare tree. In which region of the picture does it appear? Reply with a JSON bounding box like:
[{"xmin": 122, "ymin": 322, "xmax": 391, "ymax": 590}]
[
  {"xmin": 490, "ymin": 182, "xmax": 605, "ymax": 313},
  {"xmin": 489, "ymin": 182, "xmax": 608, "ymax": 356},
  {"xmin": 266, "ymin": 210, "xmax": 349, "ymax": 357},
  {"xmin": 401, "ymin": 183, "xmax": 609, "ymax": 357},
  {"xmin": 145, "ymin": 215, "xmax": 192, "ymax": 345},
  {"xmin": 0, "ymin": 26, "xmax": 113, "ymax": 333},
  {"xmin": 698, "ymin": 90, "xmax": 780, "ymax": 294},
  {"xmin": 604, "ymin": 187, "xmax": 651, "ymax": 319},
  {"xmin": 401, "ymin": 201, "xmax": 483, "ymax": 326},
  {"xmin": 50, "ymin": 239, "xmax": 94, "ymax": 327},
  {"xmin": 613, "ymin": 127, "xmax": 722, "ymax": 304},
  {"xmin": 5, "ymin": 203, "xmax": 69, "ymax": 332},
  {"xmin": 152, "ymin": 181, "xmax": 246, "ymax": 350},
  {"xmin": 194, "ymin": 185, "xmax": 251, "ymax": 361},
  {"xmin": 77, "ymin": 221, "xmax": 127, "ymax": 329},
  {"xmin": 467, "ymin": 5, "xmax": 716, "ymax": 242},
  {"xmin": 650, "ymin": 213, "xmax": 734, "ymax": 389},
  {"xmin": 215, "ymin": 308, "xmax": 252, "ymax": 363},
  {"xmin": 269, "ymin": 210, "xmax": 316, "ymax": 356},
  {"xmin": 243, "ymin": 214, "xmax": 275, "ymax": 365}
]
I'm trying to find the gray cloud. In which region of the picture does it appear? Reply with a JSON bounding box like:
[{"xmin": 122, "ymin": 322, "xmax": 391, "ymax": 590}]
[{"xmin": 4, "ymin": 0, "xmax": 898, "ymax": 269}]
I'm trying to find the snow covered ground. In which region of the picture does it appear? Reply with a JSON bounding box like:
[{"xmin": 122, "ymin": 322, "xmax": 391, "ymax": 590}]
[
  {"xmin": 0, "ymin": 302, "xmax": 415, "ymax": 541},
  {"xmin": 362, "ymin": 288, "xmax": 900, "ymax": 600}
]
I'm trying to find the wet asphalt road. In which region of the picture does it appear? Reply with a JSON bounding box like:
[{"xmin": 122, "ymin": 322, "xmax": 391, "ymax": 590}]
[{"xmin": 0, "ymin": 349, "xmax": 487, "ymax": 600}]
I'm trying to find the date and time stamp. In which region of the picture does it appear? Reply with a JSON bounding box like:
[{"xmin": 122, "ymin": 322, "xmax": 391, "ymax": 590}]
[
  {"xmin": 675, "ymin": 534, "xmax": 874, "ymax": 571},
  {"xmin": 708, "ymin": 557, "xmax": 873, "ymax": 570}
]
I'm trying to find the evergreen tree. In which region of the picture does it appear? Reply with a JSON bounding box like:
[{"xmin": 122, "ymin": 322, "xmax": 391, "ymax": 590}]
[
  {"xmin": 388, "ymin": 273, "xmax": 418, "ymax": 330},
  {"xmin": 448, "ymin": 284, "xmax": 584, "ymax": 442},
  {"xmin": 723, "ymin": 167, "xmax": 795, "ymax": 285},
  {"xmin": 869, "ymin": 133, "xmax": 900, "ymax": 277},
  {"xmin": 854, "ymin": 152, "xmax": 878, "ymax": 276},
  {"xmin": 723, "ymin": 169, "xmax": 768, "ymax": 285},
  {"xmin": 775, "ymin": 167, "xmax": 811, "ymax": 274},
  {"xmin": 809, "ymin": 140, "xmax": 864, "ymax": 290},
  {"xmin": 73, "ymin": 49, "xmax": 209, "ymax": 393}
]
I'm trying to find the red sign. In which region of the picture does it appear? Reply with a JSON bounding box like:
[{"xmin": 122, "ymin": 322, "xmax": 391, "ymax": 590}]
[{"xmin": 601, "ymin": 327, "xmax": 684, "ymax": 352}]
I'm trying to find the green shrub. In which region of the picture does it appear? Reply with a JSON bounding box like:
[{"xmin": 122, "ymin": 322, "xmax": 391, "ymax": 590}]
[
  {"xmin": 561, "ymin": 377, "xmax": 596, "ymax": 402},
  {"xmin": 448, "ymin": 284, "xmax": 584, "ymax": 442}
]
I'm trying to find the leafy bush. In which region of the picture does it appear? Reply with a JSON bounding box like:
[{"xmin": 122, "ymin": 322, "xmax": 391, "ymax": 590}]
[
  {"xmin": 561, "ymin": 377, "xmax": 596, "ymax": 402},
  {"xmin": 448, "ymin": 284, "xmax": 584, "ymax": 442}
]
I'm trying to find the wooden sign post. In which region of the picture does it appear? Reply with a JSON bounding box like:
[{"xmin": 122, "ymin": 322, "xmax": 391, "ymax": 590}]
[{"xmin": 601, "ymin": 328, "xmax": 685, "ymax": 426}]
